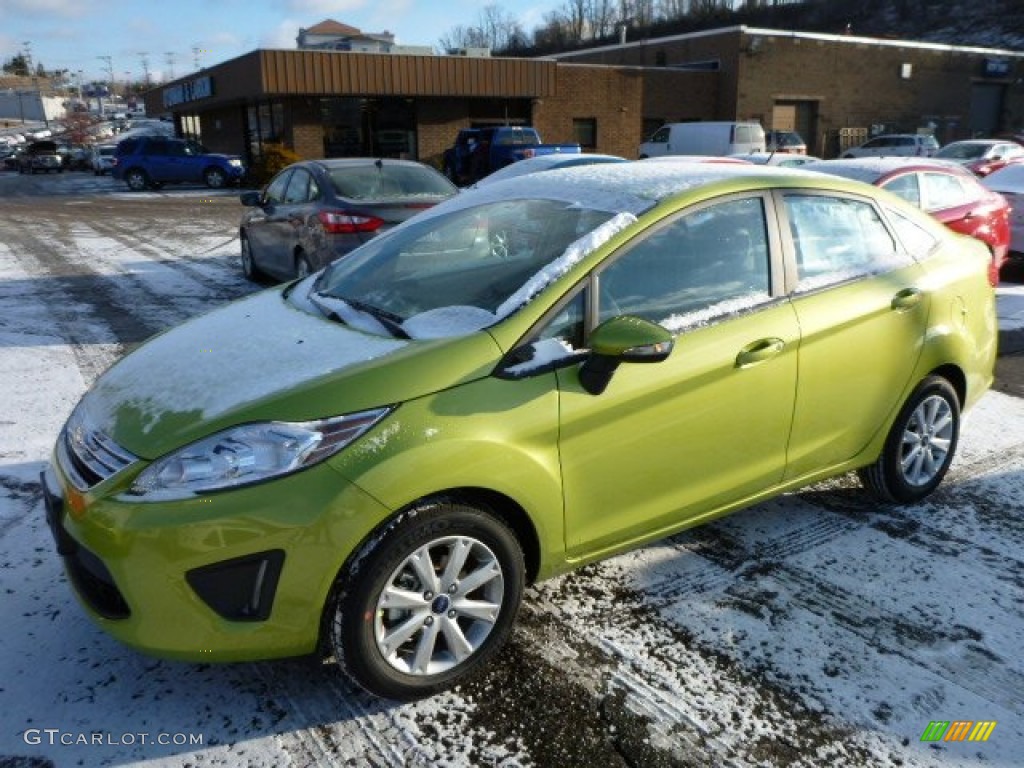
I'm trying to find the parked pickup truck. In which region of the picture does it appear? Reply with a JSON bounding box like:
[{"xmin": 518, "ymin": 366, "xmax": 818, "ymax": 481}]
[{"xmin": 443, "ymin": 126, "xmax": 580, "ymax": 186}]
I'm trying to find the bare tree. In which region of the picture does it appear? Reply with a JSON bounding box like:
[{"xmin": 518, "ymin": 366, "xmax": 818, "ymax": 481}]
[{"xmin": 438, "ymin": 4, "xmax": 527, "ymax": 53}]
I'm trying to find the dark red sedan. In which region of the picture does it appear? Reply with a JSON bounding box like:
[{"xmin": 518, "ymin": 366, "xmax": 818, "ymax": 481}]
[
  {"xmin": 807, "ymin": 157, "xmax": 1011, "ymax": 285},
  {"xmin": 933, "ymin": 139, "xmax": 1024, "ymax": 177}
]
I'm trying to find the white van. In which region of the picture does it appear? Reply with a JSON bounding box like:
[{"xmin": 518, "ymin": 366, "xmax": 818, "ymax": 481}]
[{"xmin": 639, "ymin": 122, "xmax": 766, "ymax": 158}]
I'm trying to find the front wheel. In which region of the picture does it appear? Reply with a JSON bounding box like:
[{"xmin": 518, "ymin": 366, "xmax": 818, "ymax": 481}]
[
  {"xmin": 204, "ymin": 167, "xmax": 227, "ymax": 188},
  {"xmin": 859, "ymin": 376, "xmax": 960, "ymax": 503},
  {"xmin": 327, "ymin": 500, "xmax": 525, "ymax": 701}
]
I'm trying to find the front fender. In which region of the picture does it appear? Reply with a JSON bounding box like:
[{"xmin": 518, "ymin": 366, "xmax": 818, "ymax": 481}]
[{"xmin": 327, "ymin": 373, "xmax": 567, "ymax": 577}]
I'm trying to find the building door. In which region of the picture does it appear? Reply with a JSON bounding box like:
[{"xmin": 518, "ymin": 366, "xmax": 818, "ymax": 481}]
[
  {"xmin": 773, "ymin": 101, "xmax": 819, "ymax": 155},
  {"xmin": 969, "ymin": 84, "xmax": 1004, "ymax": 136}
]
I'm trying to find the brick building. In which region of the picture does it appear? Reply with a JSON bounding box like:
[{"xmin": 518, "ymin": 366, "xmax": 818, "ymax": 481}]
[{"xmin": 143, "ymin": 25, "xmax": 1024, "ymax": 167}]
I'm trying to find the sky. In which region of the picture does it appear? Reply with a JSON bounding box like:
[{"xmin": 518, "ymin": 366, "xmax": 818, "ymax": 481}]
[{"xmin": 0, "ymin": 0, "xmax": 563, "ymax": 85}]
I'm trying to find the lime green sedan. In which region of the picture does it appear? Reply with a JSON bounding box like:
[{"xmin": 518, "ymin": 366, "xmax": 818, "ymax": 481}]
[{"xmin": 43, "ymin": 162, "xmax": 996, "ymax": 700}]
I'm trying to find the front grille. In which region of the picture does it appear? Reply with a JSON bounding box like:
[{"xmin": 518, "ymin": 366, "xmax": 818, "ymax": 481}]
[{"xmin": 59, "ymin": 406, "xmax": 139, "ymax": 491}]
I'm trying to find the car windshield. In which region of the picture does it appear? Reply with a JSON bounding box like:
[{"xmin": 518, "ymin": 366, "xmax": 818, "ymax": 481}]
[
  {"xmin": 935, "ymin": 143, "xmax": 988, "ymax": 160},
  {"xmin": 329, "ymin": 164, "xmax": 455, "ymax": 200},
  {"xmin": 310, "ymin": 198, "xmax": 621, "ymax": 337}
]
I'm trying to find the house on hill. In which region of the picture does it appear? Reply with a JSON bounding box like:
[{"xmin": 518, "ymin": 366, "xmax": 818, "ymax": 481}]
[{"xmin": 296, "ymin": 19, "xmax": 396, "ymax": 53}]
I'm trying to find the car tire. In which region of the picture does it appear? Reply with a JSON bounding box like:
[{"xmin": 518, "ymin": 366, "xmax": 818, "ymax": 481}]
[
  {"xmin": 239, "ymin": 233, "xmax": 265, "ymax": 281},
  {"xmin": 326, "ymin": 499, "xmax": 525, "ymax": 701},
  {"xmin": 125, "ymin": 168, "xmax": 150, "ymax": 191},
  {"xmin": 858, "ymin": 375, "xmax": 960, "ymax": 504},
  {"xmin": 204, "ymin": 167, "xmax": 227, "ymax": 188},
  {"xmin": 295, "ymin": 253, "xmax": 313, "ymax": 279}
]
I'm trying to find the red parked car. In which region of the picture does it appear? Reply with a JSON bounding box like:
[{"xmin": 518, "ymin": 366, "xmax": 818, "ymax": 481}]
[
  {"xmin": 807, "ymin": 157, "xmax": 1010, "ymax": 284},
  {"xmin": 933, "ymin": 139, "xmax": 1024, "ymax": 177}
]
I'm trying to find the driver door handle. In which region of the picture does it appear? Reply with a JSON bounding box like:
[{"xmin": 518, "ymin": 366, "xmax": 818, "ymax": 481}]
[{"xmin": 736, "ymin": 338, "xmax": 785, "ymax": 368}]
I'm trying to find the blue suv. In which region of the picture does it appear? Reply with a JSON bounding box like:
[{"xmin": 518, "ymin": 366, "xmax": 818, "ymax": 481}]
[{"xmin": 113, "ymin": 136, "xmax": 245, "ymax": 190}]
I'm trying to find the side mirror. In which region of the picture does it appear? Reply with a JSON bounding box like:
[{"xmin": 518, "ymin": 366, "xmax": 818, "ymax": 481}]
[
  {"xmin": 240, "ymin": 190, "xmax": 262, "ymax": 207},
  {"xmin": 579, "ymin": 316, "xmax": 674, "ymax": 395}
]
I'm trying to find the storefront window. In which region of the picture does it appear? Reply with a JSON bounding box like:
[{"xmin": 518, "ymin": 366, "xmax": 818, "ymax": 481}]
[
  {"xmin": 321, "ymin": 97, "xmax": 416, "ymax": 159},
  {"xmin": 246, "ymin": 101, "xmax": 285, "ymax": 158}
]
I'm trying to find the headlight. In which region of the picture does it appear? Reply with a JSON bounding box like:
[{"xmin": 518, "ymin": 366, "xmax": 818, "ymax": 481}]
[
  {"xmin": 124, "ymin": 407, "xmax": 392, "ymax": 500},
  {"xmin": 228, "ymin": 159, "xmax": 243, "ymax": 168}
]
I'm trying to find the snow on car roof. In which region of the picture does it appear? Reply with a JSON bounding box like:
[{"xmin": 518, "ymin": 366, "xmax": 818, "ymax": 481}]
[
  {"xmin": 436, "ymin": 160, "xmax": 817, "ymax": 218},
  {"xmin": 803, "ymin": 156, "xmax": 966, "ymax": 183}
]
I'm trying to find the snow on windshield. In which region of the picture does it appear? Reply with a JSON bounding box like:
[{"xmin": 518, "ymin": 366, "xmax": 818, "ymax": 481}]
[{"xmin": 401, "ymin": 305, "xmax": 499, "ymax": 339}]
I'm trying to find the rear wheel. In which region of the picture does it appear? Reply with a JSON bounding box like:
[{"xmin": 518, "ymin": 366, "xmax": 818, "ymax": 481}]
[
  {"xmin": 327, "ymin": 500, "xmax": 525, "ymax": 701},
  {"xmin": 239, "ymin": 233, "xmax": 264, "ymax": 281},
  {"xmin": 859, "ymin": 376, "xmax": 960, "ymax": 503},
  {"xmin": 125, "ymin": 168, "xmax": 149, "ymax": 191},
  {"xmin": 295, "ymin": 253, "xmax": 313, "ymax": 279}
]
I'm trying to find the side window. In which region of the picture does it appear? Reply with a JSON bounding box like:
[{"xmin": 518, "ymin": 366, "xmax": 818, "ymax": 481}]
[
  {"xmin": 785, "ymin": 195, "xmax": 909, "ymax": 291},
  {"xmin": 597, "ymin": 197, "xmax": 772, "ymax": 333},
  {"xmin": 921, "ymin": 172, "xmax": 973, "ymax": 210},
  {"xmin": 537, "ymin": 290, "xmax": 585, "ymax": 349},
  {"xmin": 503, "ymin": 291, "xmax": 586, "ymax": 376},
  {"xmin": 880, "ymin": 173, "xmax": 921, "ymax": 207},
  {"xmin": 264, "ymin": 170, "xmax": 292, "ymax": 204},
  {"xmin": 284, "ymin": 169, "xmax": 311, "ymax": 203},
  {"xmin": 885, "ymin": 207, "xmax": 940, "ymax": 258},
  {"xmin": 166, "ymin": 142, "xmax": 188, "ymax": 158},
  {"xmin": 650, "ymin": 126, "xmax": 670, "ymax": 143}
]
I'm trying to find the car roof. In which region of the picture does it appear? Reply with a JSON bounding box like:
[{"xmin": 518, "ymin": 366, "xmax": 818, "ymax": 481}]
[
  {"xmin": 804, "ymin": 157, "xmax": 971, "ymax": 184},
  {"xmin": 309, "ymin": 158, "xmax": 434, "ymax": 171},
  {"xmin": 473, "ymin": 153, "xmax": 627, "ymax": 187},
  {"xmin": 941, "ymin": 139, "xmax": 1007, "ymax": 147},
  {"xmin": 983, "ymin": 162, "xmax": 1024, "ymax": 190},
  {"xmin": 429, "ymin": 160, "xmax": 866, "ymax": 219}
]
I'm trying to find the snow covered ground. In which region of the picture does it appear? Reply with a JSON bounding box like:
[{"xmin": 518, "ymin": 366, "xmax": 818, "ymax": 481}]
[
  {"xmin": 1, "ymin": 179, "xmax": 1023, "ymax": 767},
  {"xmin": 998, "ymin": 281, "xmax": 1024, "ymax": 331}
]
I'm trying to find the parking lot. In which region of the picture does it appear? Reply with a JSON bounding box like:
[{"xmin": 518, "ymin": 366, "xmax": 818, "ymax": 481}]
[{"xmin": 1, "ymin": 171, "xmax": 1023, "ymax": 767}]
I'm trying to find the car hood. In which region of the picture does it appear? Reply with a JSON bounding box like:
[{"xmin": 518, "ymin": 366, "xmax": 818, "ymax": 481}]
[{"xmin": 79, "ymin": 285, "xmax": 504, "ymax": 459}]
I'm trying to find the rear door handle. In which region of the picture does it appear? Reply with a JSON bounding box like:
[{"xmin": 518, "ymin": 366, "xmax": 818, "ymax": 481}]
[
  {"xmin": 736, "ymin": 338, "xmax": 785, "ymax": 368},
  {"xmin": 891, "ymin": 287, "xmax": 923, "ymax": 311}
]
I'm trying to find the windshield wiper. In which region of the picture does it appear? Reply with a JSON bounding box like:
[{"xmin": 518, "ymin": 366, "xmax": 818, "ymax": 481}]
[
  {"xmin": 342, "ymin": 296, "xmax": 410, "ymax": 339},
  {"xmin": 309, "ymin": 291, "xmax": 409, "ymax": 339}
]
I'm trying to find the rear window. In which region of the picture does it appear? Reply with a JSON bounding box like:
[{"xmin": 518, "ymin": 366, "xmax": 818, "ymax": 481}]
[
  {"xmin": 492, "ymin": 131, "xmax": 541, "ymax": 147},
  {"xmin": 734, "ymin": 125, "xmax": 756, "ymax": 144},
  {"xmin": 329, "ymin": 164, "xmax": 456, "ymax": 200}
]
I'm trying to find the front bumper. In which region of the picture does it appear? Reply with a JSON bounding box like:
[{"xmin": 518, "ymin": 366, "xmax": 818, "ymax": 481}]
[{"xmin": 42, "ymin": 457, "xmax": 391, "ymax": 661}]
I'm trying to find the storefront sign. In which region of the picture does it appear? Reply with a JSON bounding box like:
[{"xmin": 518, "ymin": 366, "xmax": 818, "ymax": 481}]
[{"xmin": 163, "ymin": 76, "xmax": 214, "ymax": 108}]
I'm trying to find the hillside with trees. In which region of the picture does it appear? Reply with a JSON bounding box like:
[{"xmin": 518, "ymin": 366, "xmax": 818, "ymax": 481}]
[{"xmin": 439, "ymin": 0, "xmax": 1024, "ymax": 57}]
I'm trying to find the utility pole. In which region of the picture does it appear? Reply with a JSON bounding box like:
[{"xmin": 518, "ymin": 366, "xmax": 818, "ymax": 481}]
[
  {"xmin": 97, "ymin": 55, "xmax": 113, "ymax": 115},
  {"xmin": 165, "ymin": 52, "xmax": 176, "ymax": 81},
  {"xmin": 192, "ymin": 46, "xmax": 203, "ymax": 71},
  {"xmin": 138, "ymin": 53, "xmax": 151, "ymax": 87}
]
